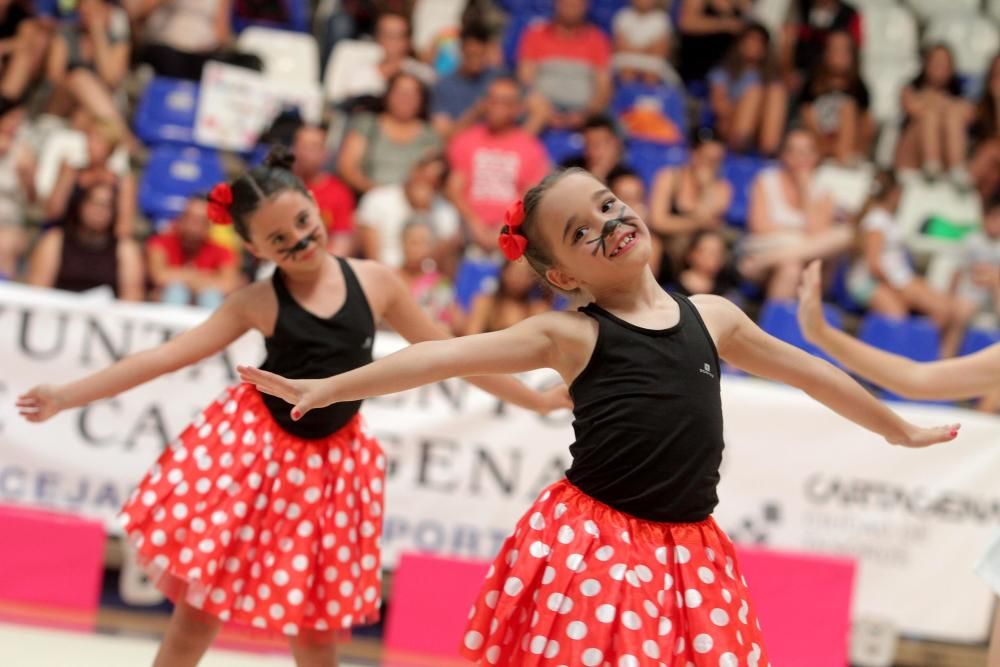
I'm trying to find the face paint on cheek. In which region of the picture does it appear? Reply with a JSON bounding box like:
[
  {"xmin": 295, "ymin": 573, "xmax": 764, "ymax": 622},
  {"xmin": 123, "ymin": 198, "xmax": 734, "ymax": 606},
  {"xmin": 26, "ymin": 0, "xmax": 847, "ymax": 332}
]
[
  {"xmin": 279, "ymin": 228, "xmax": 322, "ymax": 260},
  {"xmin": 585, "ymin": 205, "xmax": 638, "ymax": 257}
]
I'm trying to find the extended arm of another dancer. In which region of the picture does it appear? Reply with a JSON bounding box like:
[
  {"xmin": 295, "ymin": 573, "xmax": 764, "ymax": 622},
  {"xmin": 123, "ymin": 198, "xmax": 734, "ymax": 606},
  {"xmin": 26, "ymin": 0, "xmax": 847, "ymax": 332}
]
[
  {"xmin": 240, "ymin": 294, "xmax": 957, "ymax": 448},
  {"xmin": 797, "ymin": 259, "xmax": 1000, "ymax": 400}
]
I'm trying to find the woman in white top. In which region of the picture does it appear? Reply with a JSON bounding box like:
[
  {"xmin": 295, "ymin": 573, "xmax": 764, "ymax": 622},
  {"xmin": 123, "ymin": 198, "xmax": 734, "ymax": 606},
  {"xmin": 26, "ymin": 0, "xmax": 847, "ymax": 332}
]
[
  {"xmin": 848, "ymin": 170, "xmax": 974, "ymax": 358},
  {"xmin": 745, "ymin": 128, "xmax": 850, "ymax": 299}
]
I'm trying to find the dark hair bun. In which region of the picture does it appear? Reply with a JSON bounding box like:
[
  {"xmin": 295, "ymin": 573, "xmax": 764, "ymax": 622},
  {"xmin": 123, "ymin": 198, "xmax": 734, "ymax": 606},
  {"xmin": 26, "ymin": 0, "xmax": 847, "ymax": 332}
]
[{"xmin": 263, "ymin": 145, "xmax": 296, "ymax": 171}]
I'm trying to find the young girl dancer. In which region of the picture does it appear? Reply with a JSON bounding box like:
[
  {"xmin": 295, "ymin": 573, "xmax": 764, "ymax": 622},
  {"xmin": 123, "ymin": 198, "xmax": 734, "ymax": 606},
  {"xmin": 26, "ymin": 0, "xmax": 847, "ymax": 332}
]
[
  {"xmin": 15, "ymin": 149, "xmax": 567, "ymax": 667},
  {"xmin": 240, "ymin": 168, "xmax": 958, "ymax": 667},
  {"xmin": 796, "ymin": 258, "xmax": 1000, "ymax": 666}
]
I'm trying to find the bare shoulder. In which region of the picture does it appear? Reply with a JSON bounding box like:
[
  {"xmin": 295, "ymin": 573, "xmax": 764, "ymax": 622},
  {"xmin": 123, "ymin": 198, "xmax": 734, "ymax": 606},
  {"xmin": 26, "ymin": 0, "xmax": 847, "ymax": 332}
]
[
  {"xmin": 344, "ymin": 257, "xmax": 400, "ymax": 313},
  {"xmin": 226, "ymin": 279, "xmax": 278, "ymax": 332},
  {"xmin": 689, "ymin": 294, "xmax": 745, "ymax": 340}
]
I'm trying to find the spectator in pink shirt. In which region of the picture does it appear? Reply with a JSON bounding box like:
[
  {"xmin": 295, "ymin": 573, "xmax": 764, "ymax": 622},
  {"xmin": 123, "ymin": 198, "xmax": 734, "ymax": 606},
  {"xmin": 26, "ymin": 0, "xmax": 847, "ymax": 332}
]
[
  {"xmin": 517, "ymin": 0, "xmax": 613, "ymax": 133},
  {"xmin": 446, "ymin": 76, "xmax": 550, "ymax": 253}
]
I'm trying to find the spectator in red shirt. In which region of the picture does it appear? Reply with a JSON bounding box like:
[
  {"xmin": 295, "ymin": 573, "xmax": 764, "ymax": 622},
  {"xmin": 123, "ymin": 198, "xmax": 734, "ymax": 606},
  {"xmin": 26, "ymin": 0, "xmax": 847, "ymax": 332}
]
[
  {"xmin": 447, "ymin": 76, "xmax": 550, "ymax": 253},
  {"xmin": 517, "ymin": 0, "xmax": 613, "ymax": 133},
  {"xmin": 147, "ymin": 195, "xmax": 241, "ymax": 309},
  {"xmin": 291, "ymin": 123, "xmax": 356, "ymax": 256}
]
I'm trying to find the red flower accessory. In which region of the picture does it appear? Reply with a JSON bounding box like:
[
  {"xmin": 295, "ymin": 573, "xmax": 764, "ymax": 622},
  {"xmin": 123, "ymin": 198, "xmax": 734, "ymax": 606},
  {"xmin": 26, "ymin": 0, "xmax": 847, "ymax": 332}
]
[
  {"xmin": 207, "ymin": 182, "xmax": 233, "ymax": 225},
  {"xmin": 498, "ymin": 199, "xmax": 528, "ymax": 261}
]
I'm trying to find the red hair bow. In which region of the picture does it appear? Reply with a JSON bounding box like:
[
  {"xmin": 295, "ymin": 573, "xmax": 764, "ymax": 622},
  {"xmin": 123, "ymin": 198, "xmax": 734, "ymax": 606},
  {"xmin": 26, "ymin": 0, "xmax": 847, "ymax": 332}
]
[
  {"xmin": 207, "ymin": 182, "xmax": 233, "ymax": 225},
  {"xmin": 498, "ymin": 199, "xmax": 528, "ymax": 261}
]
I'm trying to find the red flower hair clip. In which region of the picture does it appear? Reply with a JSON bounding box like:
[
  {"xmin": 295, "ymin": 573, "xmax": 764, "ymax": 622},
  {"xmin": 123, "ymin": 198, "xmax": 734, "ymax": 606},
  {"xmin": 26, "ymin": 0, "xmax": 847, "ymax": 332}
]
[
  {"xmin": 207, "ymin": 182, "xmax": 233, "ymax": 225},
  {"xmin": 498, "ymin": 199, "xmax": 528, "ymax": 261}
]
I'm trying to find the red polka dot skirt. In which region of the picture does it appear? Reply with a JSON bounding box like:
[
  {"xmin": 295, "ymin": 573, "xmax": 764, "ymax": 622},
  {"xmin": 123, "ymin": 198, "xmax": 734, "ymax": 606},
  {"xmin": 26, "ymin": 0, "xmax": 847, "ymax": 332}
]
[
  {"xmin": 120, "ymin": 383, "xmax": 385, "ymax": 637},
  {"xmin": 461, "ymin": 480, "xmax": 770, "ymax": 667}
]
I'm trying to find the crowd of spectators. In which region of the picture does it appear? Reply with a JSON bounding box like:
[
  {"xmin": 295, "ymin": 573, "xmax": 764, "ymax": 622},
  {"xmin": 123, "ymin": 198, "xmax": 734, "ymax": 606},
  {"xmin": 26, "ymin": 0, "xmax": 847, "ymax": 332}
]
[{"xmin": 0, "ymin": 0, "xmax": 997, "ymax": 403}]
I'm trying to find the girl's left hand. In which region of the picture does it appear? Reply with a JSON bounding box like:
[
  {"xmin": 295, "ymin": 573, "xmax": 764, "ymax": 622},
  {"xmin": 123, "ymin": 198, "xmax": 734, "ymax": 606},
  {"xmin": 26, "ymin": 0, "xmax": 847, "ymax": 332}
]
[
  {"xmin": 536, "ymin": 384, "xmax": 573, "ymax": 415},
  {"xmin": 887, "ymin": 422, "xmax": 961, "ymax": 448},
  {"xmin": 237, "ymin": 366, "xmax": 331, "ymax": 421}
]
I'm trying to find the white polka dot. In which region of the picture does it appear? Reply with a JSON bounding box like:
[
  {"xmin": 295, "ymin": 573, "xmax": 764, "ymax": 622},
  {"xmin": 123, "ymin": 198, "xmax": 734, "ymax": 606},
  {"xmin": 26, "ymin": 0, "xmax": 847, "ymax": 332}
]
[
  {"xmin": 547, "ymin": 593, "xmax": 574, "ymax": 614},
  {"xmin": 270, "ymin": 603, "xmax": 285, "ymax": 620},
  {"xmin": 172, "ymin": 504, "xmax": 188, "ymax": 520},
  {"xmin": 675, "ymin": 545, "xmax": 691, "ymax": 563},
  {"xmin": 583, "ymin": 520, "xmax": 599, "ymax": 537},
  {"xmin": 323, "ymin": 566, "xmax": 338, "ymax": 582},
  {"xmin": 633, "ymin": 564, "xmax": 653, "ymax": 583},
  {"xmin": 485, "ymin": 646, "xmax": 500, "ymax": 664},
  {"xmin": 191, "ymin": 518, "xmax": 206, "ymax": 534},
  {"xmin": 595, "ymin": 546, "xmax": 614, "ymax": 561},
  {"xmin": 287, "ymin": 468, "xmax": 305, "ymax": 485},
  {"xmin": 505, "ymin": 549, "xmax": 519, "ymax": 566},
  {"xmin": 150, "ymin": 530, "xmax": 166, "ymax": 546},
  {"xmin": 620, "ymin": 530, "xmax": 631, "ymax": 544},
  {"xmin": 292, "ymin": 555, "xmax": 309, "ymax": 572},
  {"xmin": 739, "ymin": 600, "xmax": 749, "ymax": 624},
  {"xmin": 211, "ymin": 510, "xmax": 228, "ymax": 526},
  {"xmin": 698, "ymin": 566, "xmax": 716, "ymax": 584},
  {"xmin": 675, "ymin": 636, "xmax": 686, "ymax": 654},
  {"xmin": 141, "ymin": 490, "xmax": 156, "ymax": 506},
  {"xmin": 337, "ymin": 546, "xmax": 351, "ymax": 562},
  {"xmin": 334, "ymin": 511, "xmax": 348, "ymax": 528},
  {"xmin": 582, "ymin": 648, "xmax": 603, "ymax": 666},
  {"xmin": 643, "ymin": 599, "xmax": 658, "ymax": 618},
  {"xmin": 258, "ymin": 583, "xmax": 272, "ymax": 599},
  {"xmin": 503, "ymin": 577, "xmax": 523, "ymax": 596},
  {"xmin": 529, "ymin": 541, "xmax": 551, "ymax": 558},
  {"xmin": 619, "ymin": 655, "xmax": 639, "ymax": 667},
  {"xmin": 297, "ymin": 520, "xmax": 314, "ymax": 538},
  {"xmin": 566, "ymin": 621, "xmax": 587, "ymax": 640},
  {"xmin": 542, "ymin": 566, "xmax": 557, "ymax": 585},
  {"xmin": 566, "ymin": 553, "xmax": 585, "ymax": 572},
  {"xmin": 621, "ymin": 611, "xmax": 641, "ymax": 630},
  {"xmin": 198, "ymin": 539, "xmax": 215, "ymax": 553},
  {"xmin": 609, "ymin": 563, "xmax": 627, "ymax": 581},
  {"xmin": 711, "ymin": 608, "xmax": 730, "ymax": 626},
  {"xmin": 595, "ymin": 604, "xmax": 616, "ymax": 623},
  {"xmin": 340, "ymin": 580, "xmax": 354, "ymax": 596},
  {"xmin": 693, "ymin": 633, "xmax": 713, "ymax": 653},
  {"xmin": 286, "ymin": 503, "xmax": 302, "ymax": 520},
  {"xmin": 361, "ymin": 554, "xmax": 377, "ymax": 570},
  {"xmin": 580, "ymin": 579, "xmax": 601, "ymax": 597},
  {"xmin": 464, "ymin": 631, "xmax": 484, "ymax": 651},
  {"xmin": 167, "ymin": 469, "xmax": 183, "ymax": 485},
  {"xmin": 557, "ymin": 526, "xmax": 575, "ymax": 544},
  {"xmin": 685, "ymin": 589, "xmax": 703, "ymax": 608},
  {"xmin": 484, "ymin": 590, "xmax": 499, "ymax": 609},
  {"xmin": 722, "ymin": 588, "xmax": 733, "ymax": 603},
  {"xmin": 625, "ymin": 569, "xmax": 641, "ymax": 588},
  {"xmin": 663, "ymin": 573, "xmax": 674, "ymax": 590},
  {"xmin": 642, "ymin": 639, "xmax": 661, "ymax": 659},
  {"xmin": 720, "ymin": 653, "xmax": 739, "ymax": 667},
  {"xmin": 274, "ymin": 570, "xmax": 290, "ymax": 586},
  {"xmin": 529, "ymin": 512, "xmax": 546, "ymax": 530},
  {"xmin": 304, "ymin": 487, "xmax": 321, "ymax": 503},
  {"xmin": 658, "ymin": 616, "xmax": 672, "ymax": 636},
  {"xmin": 210, "ymin": 589, "xmax": 226, "ymax": 604}
]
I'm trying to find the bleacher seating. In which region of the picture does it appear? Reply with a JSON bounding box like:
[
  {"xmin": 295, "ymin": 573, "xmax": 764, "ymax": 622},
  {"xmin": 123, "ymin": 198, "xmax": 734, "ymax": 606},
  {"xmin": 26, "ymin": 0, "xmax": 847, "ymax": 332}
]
[
  {"xmin": 759, "ymin": 299, "xmax": 844, "ymax": 366},
  {"xmin": 134, "ymin": 77, "xmax": 200, "ymax": 147},
  {"xmin": 455, "ymin": 259, "xmax": 501, "ymax": 311},
  {"xmin": 960, "ymin": 327, "xmax": 1000, "ymax": 357},
  {"xmin": 138, "ymin": 146, "xmax": 225, "ymax": 225},
  {"xmin": 723, "ymin": 154, "xmax": 773, "ymax": 228},
  {"xmin": 237, "ymin": 26, "xmax": 321, "ymax": 86},
  {"xmin": 858, "ymin": 314, "xmax": 944, "ymax": 402}
]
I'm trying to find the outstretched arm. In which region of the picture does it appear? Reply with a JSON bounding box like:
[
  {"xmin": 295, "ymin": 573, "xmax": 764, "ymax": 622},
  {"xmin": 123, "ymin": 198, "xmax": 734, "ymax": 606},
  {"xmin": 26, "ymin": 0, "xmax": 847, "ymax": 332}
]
[
  {"xmin": 239, "ymin": 312, "xmax": 583, "ymax": 419},
  {"xmin": 17, "ymin": 290, "xmax": 254, "ymax": 422},
  {"xmin": 797, "ymin": 260, "xmax": 1000, "ymax": 400},
  {"xmin": 692, "ymin": 293, "xmax": 959, "ymax": 448}
]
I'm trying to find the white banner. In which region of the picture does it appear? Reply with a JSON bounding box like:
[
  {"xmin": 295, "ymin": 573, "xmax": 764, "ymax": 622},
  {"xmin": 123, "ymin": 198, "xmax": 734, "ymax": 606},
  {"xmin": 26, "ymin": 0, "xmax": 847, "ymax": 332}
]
[{"xmin": 0, "ymin": 283, "xmax": 999, "ymax": 643}]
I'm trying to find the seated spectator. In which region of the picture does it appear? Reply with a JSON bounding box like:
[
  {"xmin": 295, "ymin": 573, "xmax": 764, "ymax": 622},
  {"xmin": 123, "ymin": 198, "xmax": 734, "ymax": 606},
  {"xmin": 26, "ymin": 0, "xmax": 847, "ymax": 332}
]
[
  {"xmin": 0, "ymin": 104, "xmax": 35, "ymax": 280},
  {"xmin": 338, "ymin": 12, "xmax": 434, "ymax": 105},
  {"xmin": 397, "ymin": 220, "xmax": 463, "ymax": 331},
  {"xmin": 673, "ymin": 229, "xmax": 743, "ymax": 297},
  {"xmin": 970, "ymin": 55, "xmax": 1000, "ymax": 201},
  {"xmin": 745, "ymin": 128, "xmax": 850, "ymax": 299},
  {"xmin": 357, "ymin": 152, "xmax": 460, "ymax": 268},
  {"xmin": 677, "ymin": 0, "xmax": 752, "ymax": 85},
  {"xmin": 127, "ymin": 0, "xmax": 232, "ymax": 81},
  {"xmin": 45, "ymin": 0, "xmax": 136, "ymax": 152},
  {"xmin": 559, "ymin": 115, "xmax": 629, "ymax": 183},
  {"xmin": 338, "ymin": 72, "xmax": 441, "ymax": 194},
  {"xmin": 447, "ymin": 76, "xmax": 549, "ymax": 253},
  {"xmin": 45, "ymin": 116, "xmax": 136, "ymax": 238},
  {"xmin": 147, "ymin": 195, "xmax": 240, "ymax": 309},
  {"xmin": 848, "ymin": 171, "xmax": 974, "ymax": 358},
  {"xmin": 517, "ymin": 0, "xmax": 612, "ymax": 133},
  {"xmin": 895, "ymin": 44, "xmax": 973, "ymax": 186},
  {"xmin": 26, "ymin": 182, "xmax": 143, "ymax": 299},
  {"xmin": 780, "ymin": 0, "xmax": 861, "ymax": 92},
  {"xmin": 291, "ymin": 123, "xmax": 356, "ymax": 255},
  {"xmin": 464, "ymin": 259, "xmax": 551, "ymax": 334},
  {"xmin": 949, "ymin": 196, "xmax": 1000, "ymax": 325},
  {"xmin": 431, "ymin": 22, "xmax": 498, "ymax": 139},
  {"xmin": 709, "ymin": 22, "xmax": 787, "ymax": 156},
  {"xmin": 649, "ymin": 127, "xmax": 732, "ymax": 279},
  {"xmin": 799, "ymin": 30, "xmax": 873, "ymax": 165},
  {"xmin": 612, "ymin": 0, "xmax": 675, "ymax": 85},
  {"xmin": 0, "ymin": 2, "xmax": 51, "ymax": 110}
]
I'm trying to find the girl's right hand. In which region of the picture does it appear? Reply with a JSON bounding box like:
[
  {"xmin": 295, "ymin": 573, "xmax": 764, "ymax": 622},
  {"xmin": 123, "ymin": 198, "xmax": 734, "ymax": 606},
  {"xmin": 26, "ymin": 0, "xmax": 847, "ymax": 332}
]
[
  {"xmin": 887, "ymin": 422, "xmax": 961, "ymax": 448},
  {"xmin": 796, "ymin": 260, "xmax": 827, "ymax": 343},
  {"xmin": 237, "ymin": 366, "xmax": 333, "ymax": 421},
  {"xmin": 17, "ymin": 385, "xmax": 64, "ymax": 423}
]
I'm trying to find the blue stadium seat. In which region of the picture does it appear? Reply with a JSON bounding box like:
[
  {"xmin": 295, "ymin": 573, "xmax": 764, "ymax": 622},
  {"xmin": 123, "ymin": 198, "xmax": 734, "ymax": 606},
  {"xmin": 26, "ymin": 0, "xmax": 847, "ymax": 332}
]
[
  {"xmin": 588, "ymin": 0, "xmax": 628, "ymax": 34},
  {"xmin": 626, "ymin": 140, "xmax": 688, "ymax": 189},
  {"xmin": 233, "ymin": 0, "xmax": 309, "ymax": 33},
  {"xmin": 858, "ymin": 315, "xmax": 944, "ymax": 402},
  {"xmin": 502, "ymin": 14, "xmax": 547, "ymax": 66},
  {"xmin": 612, "ymin": 82, "xmax": 687, "ymax": 144},
  {"xmin": 828, "ymin": 257, "xmax": 866, "ymax": 315},
  {"xmin": 139, "ymin": 146, "xmax": 225, "ymax": 223},
  {"xmin": 759, "ymin": 299, "xmax": 843, "ymax": 366},
  {"xmin": 723, "ymin": 154, "xmax": 773, "ymax": 228},
  {"xmin": 134, "ymin": 78, "xmax": 200, "ymax": 147},
  {"xmin": 540, "ymin": 129, "xmax": 584, "ymax": 165},
  {"xmin": 959, "ymin": 327, "xmax": 1000, "ymax": 357},
  {"xmin": 455, "ymin": 259, "xmax": 501, "ymax": 311}
]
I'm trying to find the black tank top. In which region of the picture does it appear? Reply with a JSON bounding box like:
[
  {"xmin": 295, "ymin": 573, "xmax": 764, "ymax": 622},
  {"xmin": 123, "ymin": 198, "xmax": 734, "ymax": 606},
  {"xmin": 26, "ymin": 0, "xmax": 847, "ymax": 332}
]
[
  {"xmin": 567, "ymin": 293, "xmax": 725, "ymax": 522},
  {"xmin": 55, "ymin": 232, "xmax": 119, "ymax": 296},
  {"xmin": 259, "ymin": 257, "xmax": 375, "ymax": 439}
]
